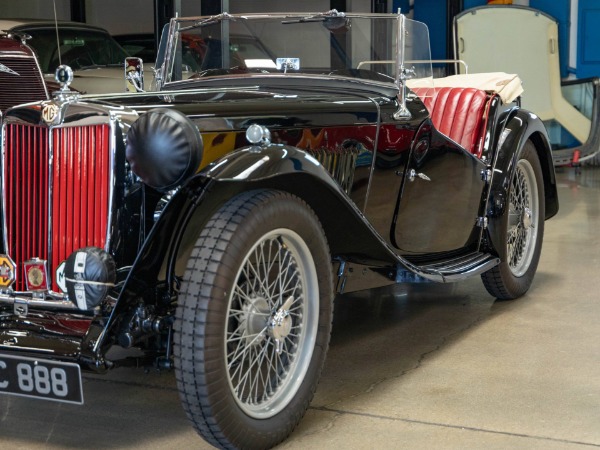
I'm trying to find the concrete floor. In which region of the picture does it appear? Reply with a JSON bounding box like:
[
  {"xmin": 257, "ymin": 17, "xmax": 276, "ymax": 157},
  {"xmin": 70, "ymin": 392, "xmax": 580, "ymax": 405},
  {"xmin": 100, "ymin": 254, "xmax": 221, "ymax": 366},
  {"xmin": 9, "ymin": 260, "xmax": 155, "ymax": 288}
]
[{"xmin": 1, "ymin": 166, "xmax": 600, "ymax": 449}]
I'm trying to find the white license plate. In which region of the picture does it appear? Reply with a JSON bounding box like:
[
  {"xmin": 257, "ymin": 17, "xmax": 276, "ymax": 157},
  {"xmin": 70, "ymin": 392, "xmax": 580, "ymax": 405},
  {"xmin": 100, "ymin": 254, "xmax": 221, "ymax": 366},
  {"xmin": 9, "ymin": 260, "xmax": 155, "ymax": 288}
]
[{"xmin": 0, "ymin": 354, "xmax": 83, "ymax": 404}]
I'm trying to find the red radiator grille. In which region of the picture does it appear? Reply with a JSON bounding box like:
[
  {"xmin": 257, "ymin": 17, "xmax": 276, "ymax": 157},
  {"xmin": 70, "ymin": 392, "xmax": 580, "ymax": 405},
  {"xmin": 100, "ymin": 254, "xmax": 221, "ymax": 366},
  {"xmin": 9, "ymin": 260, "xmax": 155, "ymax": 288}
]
[{"xmin": 3, "ymin": 123, "xmax": 111, "ymax": 291}]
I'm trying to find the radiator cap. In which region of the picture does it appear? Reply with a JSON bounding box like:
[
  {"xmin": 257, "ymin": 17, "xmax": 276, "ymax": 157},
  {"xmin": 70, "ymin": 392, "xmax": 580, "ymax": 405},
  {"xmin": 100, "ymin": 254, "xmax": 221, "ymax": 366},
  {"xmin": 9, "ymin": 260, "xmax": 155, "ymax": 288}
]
[{"xmin": 55, "ymin": 64, "xmax": 73, "ymax": 91}]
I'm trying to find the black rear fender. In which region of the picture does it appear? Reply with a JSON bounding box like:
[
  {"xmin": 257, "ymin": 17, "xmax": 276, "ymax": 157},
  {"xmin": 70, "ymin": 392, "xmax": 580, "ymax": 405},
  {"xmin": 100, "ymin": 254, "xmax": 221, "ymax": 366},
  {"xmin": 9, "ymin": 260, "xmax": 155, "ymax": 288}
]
[{"xmin": 485, "ymin": 108, "xmax": 558, "ymax": 257}]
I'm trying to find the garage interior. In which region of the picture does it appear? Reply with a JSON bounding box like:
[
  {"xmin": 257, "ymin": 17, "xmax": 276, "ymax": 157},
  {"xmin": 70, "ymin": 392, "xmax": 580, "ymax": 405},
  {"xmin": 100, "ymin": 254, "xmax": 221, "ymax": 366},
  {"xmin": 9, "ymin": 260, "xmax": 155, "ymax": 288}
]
[
  {"xmin": 1, "ymin": 0, "xmax": 599, "ymax": 449},
  {"xmin": 0, "ymin": 167, "xmax": 597, "ymax": 449}
]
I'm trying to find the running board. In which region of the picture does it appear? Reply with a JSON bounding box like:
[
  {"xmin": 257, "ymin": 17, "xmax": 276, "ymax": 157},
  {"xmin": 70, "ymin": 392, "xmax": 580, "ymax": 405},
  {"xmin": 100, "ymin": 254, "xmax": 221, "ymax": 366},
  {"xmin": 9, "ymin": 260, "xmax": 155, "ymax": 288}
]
[{"xmin": 399, "ymin": 252, "xmax": 500, "ymax": 283}]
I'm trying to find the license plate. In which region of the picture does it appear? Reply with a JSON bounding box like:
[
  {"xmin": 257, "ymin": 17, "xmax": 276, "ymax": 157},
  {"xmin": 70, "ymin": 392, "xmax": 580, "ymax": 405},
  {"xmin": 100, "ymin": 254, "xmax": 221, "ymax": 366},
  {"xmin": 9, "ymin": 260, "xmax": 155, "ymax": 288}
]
[{"xmin": 0, "ymin": 354, "xmax": 83, "ymax": 404}]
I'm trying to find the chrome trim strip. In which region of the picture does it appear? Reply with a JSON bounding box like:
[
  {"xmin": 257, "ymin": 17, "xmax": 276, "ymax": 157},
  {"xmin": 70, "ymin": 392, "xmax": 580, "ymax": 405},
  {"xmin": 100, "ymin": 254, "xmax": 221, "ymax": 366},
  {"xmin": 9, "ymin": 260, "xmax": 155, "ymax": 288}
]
[
  {"xmin": 394, "ymin": 14, "xmax": 411, "ymax": 119},
  {"xmin": 0, "ymin": 291, "xmax": 78, "ymax": 310},
  {"xmin": 363, "ymin": 95, "xmax": 382, "ymax": 213},
  {"xmin": 396, "ymin": 13, "xmax": 404, "ymax": 89},
  {"xmin": 0, "ymin": 54, "xmax": 39, "ymax": 59},
  {"xmin": 1, "ymin": 121, "xmax": 8, "ymax": 255},
  {"xmin": 48, "ymin": 123, "xmax": 55, "ymax": 284},
  {"xmin": 105, "ymin": 118, "xmax": 118, "ymax": 252}
]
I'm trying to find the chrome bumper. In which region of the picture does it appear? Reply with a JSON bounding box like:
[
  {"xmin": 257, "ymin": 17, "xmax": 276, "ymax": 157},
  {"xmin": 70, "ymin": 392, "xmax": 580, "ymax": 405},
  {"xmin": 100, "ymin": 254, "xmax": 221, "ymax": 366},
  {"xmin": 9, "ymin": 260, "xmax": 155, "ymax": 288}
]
[{"xmin": 0, "ymin": 290, "xmax": 79, "ymax": 314}]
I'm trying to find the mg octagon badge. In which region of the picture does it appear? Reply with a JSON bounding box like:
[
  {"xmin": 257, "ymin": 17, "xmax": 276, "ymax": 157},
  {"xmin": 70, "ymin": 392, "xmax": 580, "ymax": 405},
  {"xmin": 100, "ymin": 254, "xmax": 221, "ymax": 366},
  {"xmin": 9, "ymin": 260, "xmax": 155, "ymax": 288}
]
[{"xmin": 0, "ymin": 255, "xmax": 16, "ymax": 288}]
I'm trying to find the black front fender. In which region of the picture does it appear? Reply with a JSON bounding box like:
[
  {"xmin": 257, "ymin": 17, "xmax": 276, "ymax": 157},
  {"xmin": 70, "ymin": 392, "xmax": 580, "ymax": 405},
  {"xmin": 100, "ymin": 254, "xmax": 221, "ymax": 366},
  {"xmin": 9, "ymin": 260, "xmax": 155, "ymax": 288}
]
[
  {"xmin": 95, "ymin": 144, "xmax": 400, "ymax": 352},
  {"xmin": 178, "ymin": 145, "xmax": 402, "ymax": 267}
]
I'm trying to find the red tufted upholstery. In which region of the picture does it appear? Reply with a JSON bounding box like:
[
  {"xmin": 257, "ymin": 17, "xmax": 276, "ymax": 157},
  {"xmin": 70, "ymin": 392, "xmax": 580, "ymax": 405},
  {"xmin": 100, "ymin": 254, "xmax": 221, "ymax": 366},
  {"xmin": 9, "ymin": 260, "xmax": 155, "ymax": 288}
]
[{"xmin": 411, "ymin": 87, "xmax": 489, "ymax": 158}]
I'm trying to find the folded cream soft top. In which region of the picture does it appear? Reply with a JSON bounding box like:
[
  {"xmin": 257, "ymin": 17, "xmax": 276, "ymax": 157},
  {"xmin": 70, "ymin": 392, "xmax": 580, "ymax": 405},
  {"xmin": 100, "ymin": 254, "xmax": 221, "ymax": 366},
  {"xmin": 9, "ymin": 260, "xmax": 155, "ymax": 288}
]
[{"xmin": 406, "ymin": 72, "xmax": 523, "ymax": 104}]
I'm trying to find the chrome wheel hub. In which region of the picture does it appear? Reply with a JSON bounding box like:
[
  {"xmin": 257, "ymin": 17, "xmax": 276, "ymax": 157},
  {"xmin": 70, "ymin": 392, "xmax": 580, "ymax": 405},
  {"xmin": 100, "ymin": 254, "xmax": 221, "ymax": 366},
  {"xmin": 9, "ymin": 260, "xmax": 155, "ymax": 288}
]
[
  {"xmin": 240, "ymin": 295, "xmax": 269, "ymax": 346},
  {"xmin": 268, "ymin": 296, "xmax": 294, "ymax": 354}
]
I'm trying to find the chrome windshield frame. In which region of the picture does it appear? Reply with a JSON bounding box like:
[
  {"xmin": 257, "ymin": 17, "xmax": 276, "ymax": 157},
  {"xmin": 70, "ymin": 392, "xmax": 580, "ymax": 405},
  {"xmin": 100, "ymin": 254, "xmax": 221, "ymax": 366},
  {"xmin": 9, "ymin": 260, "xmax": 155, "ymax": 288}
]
[{"xmin": 159, "ymin": 11, "xmax": 420, "ymax": 90}]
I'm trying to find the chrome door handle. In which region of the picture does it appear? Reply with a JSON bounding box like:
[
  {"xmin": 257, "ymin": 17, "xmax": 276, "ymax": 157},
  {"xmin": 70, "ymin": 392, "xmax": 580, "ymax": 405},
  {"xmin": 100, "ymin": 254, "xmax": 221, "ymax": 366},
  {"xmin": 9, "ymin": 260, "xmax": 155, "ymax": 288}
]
[{"xmin": 408, "ymin": 169, "xmax": 431, "ymax": 182}]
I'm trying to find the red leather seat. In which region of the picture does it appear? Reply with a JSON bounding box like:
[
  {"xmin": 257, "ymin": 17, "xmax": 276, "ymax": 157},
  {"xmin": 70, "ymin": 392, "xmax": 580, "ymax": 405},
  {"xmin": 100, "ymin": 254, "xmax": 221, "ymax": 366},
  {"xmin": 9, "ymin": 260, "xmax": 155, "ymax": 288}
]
[{"xmin": 411, "ymin": 87, "xmax": 489, "ymax": 158}]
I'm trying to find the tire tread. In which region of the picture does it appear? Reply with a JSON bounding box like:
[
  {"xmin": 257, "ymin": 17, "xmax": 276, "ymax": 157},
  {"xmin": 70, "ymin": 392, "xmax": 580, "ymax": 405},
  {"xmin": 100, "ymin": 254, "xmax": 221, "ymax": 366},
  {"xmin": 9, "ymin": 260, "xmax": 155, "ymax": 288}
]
[
  {"xmin": 173, "ymin": 190, "xmax": 333, "ymax": 449},
  {"xmin": 481, "ymin": 141, "xmax": 545, "ymax": 300}
]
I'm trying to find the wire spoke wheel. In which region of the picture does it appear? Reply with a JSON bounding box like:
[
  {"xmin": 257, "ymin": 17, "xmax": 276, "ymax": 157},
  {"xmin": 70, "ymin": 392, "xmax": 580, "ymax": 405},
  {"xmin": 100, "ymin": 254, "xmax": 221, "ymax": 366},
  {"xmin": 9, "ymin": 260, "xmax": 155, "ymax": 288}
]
[
  {"xmin": 174, "ymin": 190, "xmax": 332, "ymax": 450},
  {"xmin": 226, "ymin": 229, "xmax": 318, "ymax": 418},
  {"xmin": 482, "ymin": 141, "xmax": 545, "ymax": 299},
  {"xmin": 507, "ymin": 157, "xmax": 539, "ymax": 277}
]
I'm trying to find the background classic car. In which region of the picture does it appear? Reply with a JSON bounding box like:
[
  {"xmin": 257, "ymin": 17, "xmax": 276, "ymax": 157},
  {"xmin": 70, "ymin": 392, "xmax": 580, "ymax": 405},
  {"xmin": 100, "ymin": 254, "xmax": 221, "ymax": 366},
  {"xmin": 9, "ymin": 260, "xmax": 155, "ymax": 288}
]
[
  {"xmin": 0, "ymin": 31, "xmax": 49, "ymax": 113},
  {"xmin": 0, "ymin": 19, "xmax": 132, "ymax": 94},
  {"xmin": 0, "ymin": 11, "xmax": 557, "ymax": 450}
]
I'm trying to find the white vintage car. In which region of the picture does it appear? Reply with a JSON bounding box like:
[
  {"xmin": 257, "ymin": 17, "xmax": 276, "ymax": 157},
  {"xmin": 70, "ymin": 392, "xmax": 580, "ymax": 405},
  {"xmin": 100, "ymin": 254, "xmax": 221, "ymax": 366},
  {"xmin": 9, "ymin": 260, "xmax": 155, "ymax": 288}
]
[{"xmin": 0, "ymin": 19, "xmax": 142, "ymax": 94}]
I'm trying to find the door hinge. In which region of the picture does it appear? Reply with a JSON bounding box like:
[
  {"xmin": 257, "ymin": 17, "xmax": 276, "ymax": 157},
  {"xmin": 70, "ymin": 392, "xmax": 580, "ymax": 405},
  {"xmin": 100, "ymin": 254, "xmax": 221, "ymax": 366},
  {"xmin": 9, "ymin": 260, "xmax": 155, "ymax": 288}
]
[{"xmin": 481, "ymin": 168, "xmax": 492, "ymax": 183}]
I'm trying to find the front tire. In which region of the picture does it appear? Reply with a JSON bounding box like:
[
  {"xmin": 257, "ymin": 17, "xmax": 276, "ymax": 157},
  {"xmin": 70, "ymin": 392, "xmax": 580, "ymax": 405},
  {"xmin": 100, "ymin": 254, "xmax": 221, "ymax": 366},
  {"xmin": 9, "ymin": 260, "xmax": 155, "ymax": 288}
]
[
  {"xmin": 174, "ymin": 189, "xmax": 333, "ymax": 449},
  {"xmin": 482, "ymin": 141, "xmax": 545, "ymax": 299}
]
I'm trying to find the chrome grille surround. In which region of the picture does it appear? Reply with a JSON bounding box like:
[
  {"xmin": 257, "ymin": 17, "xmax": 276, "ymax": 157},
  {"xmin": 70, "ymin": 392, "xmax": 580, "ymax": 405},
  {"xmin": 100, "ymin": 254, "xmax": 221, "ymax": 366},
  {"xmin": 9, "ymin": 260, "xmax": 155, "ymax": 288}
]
[{"xmin": 1, "ymin": 112, "xmax": 117, "ymax": 295}]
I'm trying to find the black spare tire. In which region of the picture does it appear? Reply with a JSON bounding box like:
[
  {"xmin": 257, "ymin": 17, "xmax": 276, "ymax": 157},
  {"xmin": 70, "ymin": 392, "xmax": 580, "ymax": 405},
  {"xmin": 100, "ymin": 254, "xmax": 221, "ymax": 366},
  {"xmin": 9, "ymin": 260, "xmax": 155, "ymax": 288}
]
[{"xmin": 126, "ymin": 108, "xmax": 203, "ymax": 192}]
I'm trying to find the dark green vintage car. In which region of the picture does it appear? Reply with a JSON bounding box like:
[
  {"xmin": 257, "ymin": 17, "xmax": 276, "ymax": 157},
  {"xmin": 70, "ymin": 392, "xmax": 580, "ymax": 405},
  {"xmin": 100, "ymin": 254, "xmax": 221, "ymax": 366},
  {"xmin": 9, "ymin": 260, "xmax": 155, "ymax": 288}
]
[{"xmin": 0, "ymin": 11, "xmax": 557, "ymax": 450}]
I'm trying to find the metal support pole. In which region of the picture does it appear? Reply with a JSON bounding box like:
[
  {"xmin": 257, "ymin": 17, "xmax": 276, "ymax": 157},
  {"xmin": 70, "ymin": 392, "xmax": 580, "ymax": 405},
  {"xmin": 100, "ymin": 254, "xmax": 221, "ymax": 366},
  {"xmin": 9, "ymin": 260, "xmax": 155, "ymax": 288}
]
[
  {"xmin": 331, "ymin": 0, "xmax": 346, "ymax": 11},
  {"xmin": 154, "ymin": 0, "xmax": 181, "ymax": 56},
  {"xmin": 446, "ymin": 0, "xmax": 463, "ymax": 70},
  {"xmin": 372, "ymin": 0, "xmax": 387, "ymax": 13},
  {"xmin": 201, "ymin": 0, "xmax": 225, "ymax": 15},
  {"xmin": 70, "ymin": 0, "xmax": 86, "ymax": 23}
]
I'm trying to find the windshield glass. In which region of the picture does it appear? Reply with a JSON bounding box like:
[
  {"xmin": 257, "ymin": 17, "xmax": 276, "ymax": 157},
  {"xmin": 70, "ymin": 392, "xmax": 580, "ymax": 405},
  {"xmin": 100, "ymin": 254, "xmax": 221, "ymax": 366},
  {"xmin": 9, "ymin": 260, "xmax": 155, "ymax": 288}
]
[
  {"xmin": 403, "ymin": 18, "xmax": 433, "ymax": 86},
  {"xmin": 22, "ymin": 27, "xmax": 129, "ymax": 72},
  {"xmin": 165, "ymin": 12, "xmax": 418, "ymax": 86}
]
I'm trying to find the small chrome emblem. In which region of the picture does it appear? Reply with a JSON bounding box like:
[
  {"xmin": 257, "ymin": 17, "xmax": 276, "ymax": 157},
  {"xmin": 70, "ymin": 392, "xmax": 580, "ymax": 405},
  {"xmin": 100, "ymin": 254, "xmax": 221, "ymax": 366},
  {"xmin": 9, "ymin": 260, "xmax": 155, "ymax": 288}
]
[
  {"xmin": 0, "ymin": 255, "xmax": 16, "ymax": 288},
  {"xmin": 42, "ymin": 103, "xmax": 59, "ymax": 124},
  {"xmin": 23, "ymin": 258, "xmax": 49, "ymax": 291},
  {"xmin": 0, "ymin": 62, "xmax": 19, "ymax": 76},
  {"xmin": 55, "ymin": 261, "xmax": 67, "ymax": 293}
]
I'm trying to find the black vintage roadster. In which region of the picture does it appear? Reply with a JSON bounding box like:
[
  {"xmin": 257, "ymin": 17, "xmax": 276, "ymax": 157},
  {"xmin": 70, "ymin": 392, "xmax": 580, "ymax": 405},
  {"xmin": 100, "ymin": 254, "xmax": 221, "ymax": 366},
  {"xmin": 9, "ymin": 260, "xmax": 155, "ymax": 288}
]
[{"xmin": 0, "ymin": 11, "xmax": 557, "ymax": 450}]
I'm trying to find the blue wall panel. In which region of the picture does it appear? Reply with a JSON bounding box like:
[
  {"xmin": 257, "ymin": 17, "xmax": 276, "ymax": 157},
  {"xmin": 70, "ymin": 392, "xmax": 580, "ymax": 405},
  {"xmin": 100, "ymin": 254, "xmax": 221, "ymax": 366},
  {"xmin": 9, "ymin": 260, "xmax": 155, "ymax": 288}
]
[
  {"xmin": 463, "ymin": 0, "xmax": 487, "ymax": 9},
  {"xmin": 577, "ymin": 0, "xmax": 600, "ymax": 78},
  {"xmin": 392, "ymin": 0, "xmax": 410, "ymax": 14},
  {"xmin": 413, "ymin": 0, "xmax": 447, "ymax": 60}
]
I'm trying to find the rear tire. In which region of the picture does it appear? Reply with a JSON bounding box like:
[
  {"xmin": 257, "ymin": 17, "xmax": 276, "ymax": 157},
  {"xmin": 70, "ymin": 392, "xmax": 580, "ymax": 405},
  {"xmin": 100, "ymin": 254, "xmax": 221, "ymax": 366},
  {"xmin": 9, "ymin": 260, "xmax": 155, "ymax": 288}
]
[
  {"xmin": 174, "ymin": 189, "xmax": 333, "ymax": 449},
  {"xmin": 482, "ymin": 141, "xmax": 545, "ymax": 299}
]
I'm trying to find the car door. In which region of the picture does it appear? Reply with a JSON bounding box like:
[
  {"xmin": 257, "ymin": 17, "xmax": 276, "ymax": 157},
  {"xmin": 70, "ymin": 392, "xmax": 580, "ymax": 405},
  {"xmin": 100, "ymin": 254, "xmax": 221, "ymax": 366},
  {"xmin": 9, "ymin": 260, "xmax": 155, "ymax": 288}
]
[{"xmin": 392, "ymin": 120, "xmax": 487, "ymax": 255}]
